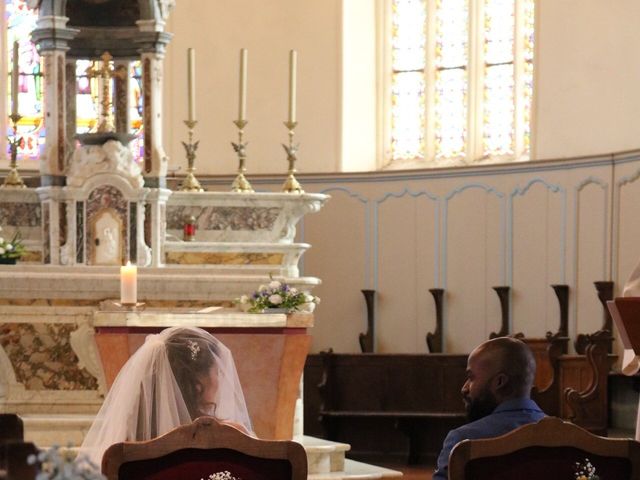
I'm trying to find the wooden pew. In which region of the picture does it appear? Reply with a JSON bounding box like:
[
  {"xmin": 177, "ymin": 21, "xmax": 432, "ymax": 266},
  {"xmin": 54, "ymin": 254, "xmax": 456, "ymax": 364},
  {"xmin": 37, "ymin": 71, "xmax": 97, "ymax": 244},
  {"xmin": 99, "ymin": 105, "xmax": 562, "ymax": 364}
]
[{"xmin": 304, "ymin": 352, "xmax": 468, "ymax": 464}]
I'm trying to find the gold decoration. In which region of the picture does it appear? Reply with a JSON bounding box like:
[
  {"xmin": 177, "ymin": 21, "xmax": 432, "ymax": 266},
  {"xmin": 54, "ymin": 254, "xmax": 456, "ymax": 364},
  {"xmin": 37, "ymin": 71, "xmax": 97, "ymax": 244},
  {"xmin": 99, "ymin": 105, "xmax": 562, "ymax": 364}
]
[
  {"xmin": 2, "ymin": 113, "xmax": 26, "ymax": 189},
  {"xmin": 179, "ymin": 119, "xmax": 204, "ymax": 192},
  {"xmin": 85, "ymin": 51, "xmax": 127, "ymax": 133},
  {"xmin": 281, "ymin": 121, "xmax": 303, "ymax": 194},
  {"xmin": 230, "ymin": 119, "xmax": 254, "ymax": 193}
]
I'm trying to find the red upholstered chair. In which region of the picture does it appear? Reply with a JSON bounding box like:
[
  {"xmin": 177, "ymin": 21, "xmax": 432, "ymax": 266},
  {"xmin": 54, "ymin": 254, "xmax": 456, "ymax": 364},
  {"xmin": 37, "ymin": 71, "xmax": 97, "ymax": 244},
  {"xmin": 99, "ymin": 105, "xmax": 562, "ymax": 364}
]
[
  {"xmin": 101, "ymin": 417, "xmax": 307, "ymax": 480},
  {"xmin": 448, "ymin": 416, "xmax": 640, "ymax": 480}
]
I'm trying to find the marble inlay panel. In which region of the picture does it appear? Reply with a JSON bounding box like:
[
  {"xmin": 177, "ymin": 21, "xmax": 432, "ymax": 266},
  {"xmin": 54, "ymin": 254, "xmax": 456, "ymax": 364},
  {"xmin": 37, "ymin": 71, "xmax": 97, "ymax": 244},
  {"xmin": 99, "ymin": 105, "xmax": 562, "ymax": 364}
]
[
  {"xmin": 21, "ymin": 251, "xmax": 42, "ymax": 263},
  {"xmin": 0, "ymin": 299, "xmax": 98, "ymax": 306},
  {"xmin": 59, "ymin": 202, "xmax": 67, "ymax": 247},
  {"xmin": 76, "ymin": 202, "xmax": 84, "ymax": 264},
  {"xmin": 0, "ymin": 323, "xmax": 98, "ymax": 391},
  {"xmin": 165, "ymin": 252, "xmax": 284, "ymax": 265},
  {"xmin": 166, "ymin": 206, "xmax": 280, "ymax": 231},
  {"xmin": 130, "ymin": 203, "xmax": 137, "ymax": 261},
  {"xmin": 0, "ymin": 203, "xmax": 41, "ymax": 227},
  {"xmin": 43, "ymin": 203, "xmax": 50, "ymax": 264}
]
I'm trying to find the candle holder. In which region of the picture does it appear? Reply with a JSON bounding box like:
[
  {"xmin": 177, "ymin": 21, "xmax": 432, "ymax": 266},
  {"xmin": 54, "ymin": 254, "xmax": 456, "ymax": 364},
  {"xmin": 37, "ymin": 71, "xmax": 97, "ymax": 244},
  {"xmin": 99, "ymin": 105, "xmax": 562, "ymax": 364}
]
[
  {"xmin": 230, "ymin": 119, "xmax": 254, "ymax": 193},
  {"xmin": 114, "ymin": 301, "xmax": 146, "ymax": 311},
  {"xmin": 2, "ymin": 113, "xmax": 26, "ymax": 189},
  {"xmin": 281, "ymin": 121, "xmax": 304, "ymax": 194},
  {"xmin": 179, "ymin": 119, "xmax": 204, "ymax": 192}
]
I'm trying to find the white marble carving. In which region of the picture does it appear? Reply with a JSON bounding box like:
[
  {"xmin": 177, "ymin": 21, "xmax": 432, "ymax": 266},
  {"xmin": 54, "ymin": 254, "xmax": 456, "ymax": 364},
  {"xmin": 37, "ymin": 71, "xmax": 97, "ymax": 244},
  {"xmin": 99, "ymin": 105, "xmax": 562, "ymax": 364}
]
[
  {"xmin": 66, "ymin": 140, "xmax": 143, "ymax": 189},
  {"xmin": 69, "ymin": 323, "xmax": 107, "ymax": 394}
]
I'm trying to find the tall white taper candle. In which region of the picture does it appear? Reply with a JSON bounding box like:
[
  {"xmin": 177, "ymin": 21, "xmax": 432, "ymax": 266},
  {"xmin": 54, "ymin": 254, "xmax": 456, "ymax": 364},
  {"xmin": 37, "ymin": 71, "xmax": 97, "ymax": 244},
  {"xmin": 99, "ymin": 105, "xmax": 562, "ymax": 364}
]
[
  {"xmin": 11, "ymin": 41, "xmax": 19, "ymax": 117},
  {"xmin": 120, "ymin": 261, "xmax": 137, "ymax": 305},
  {"xmin": 187, "ymin": 48, "xmax": 196, "ymax": 122},
  {"xmin": 288, "ymin": 50, "xmax": 297, "ymax": 124},
  {"xmin": 238, "ymin": 48, "xmax": 248, "ymax": 122}
]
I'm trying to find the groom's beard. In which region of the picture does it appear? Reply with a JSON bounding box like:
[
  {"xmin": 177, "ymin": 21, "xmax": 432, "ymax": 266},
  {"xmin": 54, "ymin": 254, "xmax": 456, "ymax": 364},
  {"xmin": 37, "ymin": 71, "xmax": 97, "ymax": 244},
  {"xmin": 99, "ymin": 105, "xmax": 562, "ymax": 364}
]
[{"xmin": 464, "ymin": 388, "xmax": 499, "ymax": 422}]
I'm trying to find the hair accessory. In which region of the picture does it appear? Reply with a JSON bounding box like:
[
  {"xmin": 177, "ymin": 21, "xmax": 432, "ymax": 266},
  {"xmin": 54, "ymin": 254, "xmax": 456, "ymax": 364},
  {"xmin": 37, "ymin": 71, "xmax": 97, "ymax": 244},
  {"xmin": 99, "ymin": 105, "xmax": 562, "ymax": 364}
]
[{"xmin": 187, "ymin": 339, "xmax": 200, "ymax": 360}]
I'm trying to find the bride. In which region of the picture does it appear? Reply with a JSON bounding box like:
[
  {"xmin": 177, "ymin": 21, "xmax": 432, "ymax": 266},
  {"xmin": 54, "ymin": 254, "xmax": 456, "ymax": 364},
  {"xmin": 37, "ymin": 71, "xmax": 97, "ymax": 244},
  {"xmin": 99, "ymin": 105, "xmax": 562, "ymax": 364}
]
[{"xmin": 79, "ymin": 326, "xmax": 253, "ymax": 465}]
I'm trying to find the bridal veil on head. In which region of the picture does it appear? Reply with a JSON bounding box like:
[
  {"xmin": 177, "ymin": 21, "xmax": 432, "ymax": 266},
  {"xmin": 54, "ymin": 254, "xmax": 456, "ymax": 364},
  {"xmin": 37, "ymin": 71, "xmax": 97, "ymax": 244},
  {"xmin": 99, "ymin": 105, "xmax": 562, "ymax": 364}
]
[{"xmin": 79, "ymin": 326, "xmax": 253, "ymax": 466}]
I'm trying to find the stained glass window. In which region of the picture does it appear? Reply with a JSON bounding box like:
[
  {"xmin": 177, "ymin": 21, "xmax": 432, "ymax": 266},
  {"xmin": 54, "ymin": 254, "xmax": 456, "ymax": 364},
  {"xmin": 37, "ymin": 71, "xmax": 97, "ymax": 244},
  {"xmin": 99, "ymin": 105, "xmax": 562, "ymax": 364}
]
[
  {"xmin": 129, "ymin": 61, "xmax": 144, "ymax": 162},
  {"xmin": 389, "ymin": 0, "xmax": 535, "ymax": 165},
  {"xmin": 5, "ymin": 0, "xmax": 44, "ymax": 161},
  {"xmin": 391, "ymin": 0, "xmax": 426, "ymax": 160}
]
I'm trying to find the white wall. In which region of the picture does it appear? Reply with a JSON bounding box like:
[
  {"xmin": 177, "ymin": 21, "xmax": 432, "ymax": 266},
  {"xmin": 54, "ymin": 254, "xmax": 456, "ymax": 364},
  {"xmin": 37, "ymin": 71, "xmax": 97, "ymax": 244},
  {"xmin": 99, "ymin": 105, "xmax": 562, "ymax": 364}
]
[
  {"xmin": 532, "ymin": 0, "xmax": 640, "ymax": 159},
  {"xmin": 163, "ymin": 0, "xmax": 341, "ymax": 177}
]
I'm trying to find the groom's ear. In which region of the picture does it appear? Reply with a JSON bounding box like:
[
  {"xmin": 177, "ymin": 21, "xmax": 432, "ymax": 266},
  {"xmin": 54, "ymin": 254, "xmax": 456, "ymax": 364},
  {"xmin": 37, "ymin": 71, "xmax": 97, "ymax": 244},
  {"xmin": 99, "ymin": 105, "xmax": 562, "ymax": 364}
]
[{"xmin": 195, "ymin": 382, "xmax": 203, "ymax": 394}]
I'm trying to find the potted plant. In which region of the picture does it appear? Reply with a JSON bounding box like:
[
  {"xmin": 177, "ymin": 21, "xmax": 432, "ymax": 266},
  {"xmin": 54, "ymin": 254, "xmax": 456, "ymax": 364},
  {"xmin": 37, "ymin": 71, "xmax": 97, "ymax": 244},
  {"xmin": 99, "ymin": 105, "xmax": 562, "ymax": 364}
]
[{"xmin": 0, "ymin": 227, "xmax": 25, "ymax": 264}]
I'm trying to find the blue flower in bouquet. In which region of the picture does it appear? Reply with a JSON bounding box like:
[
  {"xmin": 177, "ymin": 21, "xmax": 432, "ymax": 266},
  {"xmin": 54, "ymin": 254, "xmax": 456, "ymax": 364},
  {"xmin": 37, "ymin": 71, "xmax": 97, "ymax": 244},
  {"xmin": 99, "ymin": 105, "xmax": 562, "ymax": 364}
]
[{"xmin": 236, "ymin": 279, "xmax": 320, "ymax": 313}]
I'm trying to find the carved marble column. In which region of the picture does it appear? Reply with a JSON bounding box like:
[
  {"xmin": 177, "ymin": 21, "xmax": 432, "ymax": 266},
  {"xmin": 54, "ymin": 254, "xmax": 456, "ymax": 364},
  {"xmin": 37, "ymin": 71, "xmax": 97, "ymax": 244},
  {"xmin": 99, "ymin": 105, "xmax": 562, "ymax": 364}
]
[
  {"xmin": 31, "ymin": 16, "xmax": 79, "ymax": 185},
  {"xmin": 35, "ymin": 186, "xmax": 64, "ymax": 264},
  {"xmin": 114, "ymin": 59, "xmax": 130, "ymax": 134},
  {"xmin": 145, "ymin": 188, "xmax": 172, "ymax": 267},
  {"xmin": 134, "ymin": 20, "xmax": 173, "ymax": 186}
]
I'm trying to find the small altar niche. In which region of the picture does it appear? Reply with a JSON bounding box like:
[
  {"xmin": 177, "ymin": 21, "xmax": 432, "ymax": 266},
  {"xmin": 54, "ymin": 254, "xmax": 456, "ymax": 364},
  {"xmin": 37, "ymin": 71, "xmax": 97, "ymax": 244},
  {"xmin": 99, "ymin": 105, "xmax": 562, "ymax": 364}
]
[{"xmin": 50, "ymin": 138, "xmax": 151, "ymax": 266}]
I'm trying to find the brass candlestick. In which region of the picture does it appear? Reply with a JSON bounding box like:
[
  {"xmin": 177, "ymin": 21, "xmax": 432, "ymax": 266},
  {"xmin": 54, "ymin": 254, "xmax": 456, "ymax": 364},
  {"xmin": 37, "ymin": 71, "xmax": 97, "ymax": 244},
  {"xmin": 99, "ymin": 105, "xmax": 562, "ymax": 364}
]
[
  {"xmin": 230, "ymin": 119, "xmax": 254, "ymax": 193},
  {"xmin": 2, "ymin": 113, "xmax": 26, "ymax": 189},
  {"xmin": 281, "ymin": 121, "xmax": 304, "ymax": 193},
  {"xmin": 179, "ymin": 119, "xmax": 204, "ymax": 192}
]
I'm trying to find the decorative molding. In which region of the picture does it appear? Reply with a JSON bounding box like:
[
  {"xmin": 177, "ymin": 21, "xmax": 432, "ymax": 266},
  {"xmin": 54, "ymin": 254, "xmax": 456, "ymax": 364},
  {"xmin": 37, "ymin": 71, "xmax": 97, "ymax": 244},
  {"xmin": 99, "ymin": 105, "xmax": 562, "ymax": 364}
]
[
  {"xmin": 374, "ymin": 188, "xmax": 439, "ymax": 290},
  {"xmin": 320, "ymin": 186, "xmax": 371, "ymax": 288},
  {"xmin": 572, "ymin": 177, "xmax": 609, "ymax": 342},
  {"xmin": 443, "ymin": 183, "xmax": 506, "ymax": 289}
]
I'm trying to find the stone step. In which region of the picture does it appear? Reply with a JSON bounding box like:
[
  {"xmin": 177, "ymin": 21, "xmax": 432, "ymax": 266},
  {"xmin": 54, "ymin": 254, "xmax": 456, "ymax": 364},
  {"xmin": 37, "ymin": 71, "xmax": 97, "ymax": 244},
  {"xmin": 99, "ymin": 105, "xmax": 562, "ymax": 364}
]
[
  {"xmin": 294, "ymin": 435, "xmax": 350, "ymax": 474},
  {"xmin": 309, "ymin": 459, "xmax": 402, "ymax": 480}
]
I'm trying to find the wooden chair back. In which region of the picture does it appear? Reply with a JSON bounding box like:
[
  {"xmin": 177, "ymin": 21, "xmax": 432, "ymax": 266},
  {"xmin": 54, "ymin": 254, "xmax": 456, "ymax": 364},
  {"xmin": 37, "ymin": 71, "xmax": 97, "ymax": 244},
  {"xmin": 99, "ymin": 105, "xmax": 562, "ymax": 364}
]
[
  {"xmin": 102, "ymin": 417, "xmax": 307, "ymax": 480},
  {"xmin": 449, "ymin": 416, "xmax": 640, "ymax": 480}
]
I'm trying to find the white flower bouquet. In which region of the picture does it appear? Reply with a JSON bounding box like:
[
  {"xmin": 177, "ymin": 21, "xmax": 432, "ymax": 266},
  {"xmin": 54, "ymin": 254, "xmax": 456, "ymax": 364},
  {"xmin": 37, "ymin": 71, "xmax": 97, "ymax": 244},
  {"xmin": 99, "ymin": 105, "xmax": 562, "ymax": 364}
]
[
  {"xmin": 574, "ymin": 458, "xmax": 599, "ymax": 480},
  {"xmin": 236, "ymin": 279, "xmax": 320, "ymax": 314},
  {"xmin": 0, "ymin": 226, "xmax": 24, "ymax": 262}
]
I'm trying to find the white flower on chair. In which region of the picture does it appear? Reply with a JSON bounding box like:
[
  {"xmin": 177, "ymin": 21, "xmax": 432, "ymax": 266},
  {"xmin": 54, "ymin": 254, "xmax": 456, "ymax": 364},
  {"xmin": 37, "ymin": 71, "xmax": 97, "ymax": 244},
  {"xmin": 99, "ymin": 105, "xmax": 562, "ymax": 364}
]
[{"xmin": 201, "ymin": 471, "xmax": 241, "ymax": 480}]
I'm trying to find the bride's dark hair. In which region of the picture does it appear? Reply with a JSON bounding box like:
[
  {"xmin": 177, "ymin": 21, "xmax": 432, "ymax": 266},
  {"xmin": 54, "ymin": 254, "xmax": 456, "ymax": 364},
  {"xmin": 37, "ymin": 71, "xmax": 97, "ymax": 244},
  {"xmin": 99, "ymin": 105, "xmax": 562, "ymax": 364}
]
[{"xmin": 166, "ymin": 329, "xmax": 219, "ymax": 419}]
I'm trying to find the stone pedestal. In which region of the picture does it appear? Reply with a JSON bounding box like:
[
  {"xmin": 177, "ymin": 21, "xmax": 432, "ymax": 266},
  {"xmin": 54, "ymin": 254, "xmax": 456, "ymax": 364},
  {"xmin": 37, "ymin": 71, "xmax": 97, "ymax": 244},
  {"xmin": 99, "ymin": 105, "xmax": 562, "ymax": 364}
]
[{"xmin": 93, "ymin": 310, "xmax": 313, "ymax": 440}]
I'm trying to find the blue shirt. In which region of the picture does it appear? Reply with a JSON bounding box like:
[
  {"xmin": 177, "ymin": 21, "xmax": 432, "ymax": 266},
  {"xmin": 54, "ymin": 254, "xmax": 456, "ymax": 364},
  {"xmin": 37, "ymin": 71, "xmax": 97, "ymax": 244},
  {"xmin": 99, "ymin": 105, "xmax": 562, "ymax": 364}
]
[{"xmin": 432, "ymin": 397, "xmax": 545, "ymax": 480}]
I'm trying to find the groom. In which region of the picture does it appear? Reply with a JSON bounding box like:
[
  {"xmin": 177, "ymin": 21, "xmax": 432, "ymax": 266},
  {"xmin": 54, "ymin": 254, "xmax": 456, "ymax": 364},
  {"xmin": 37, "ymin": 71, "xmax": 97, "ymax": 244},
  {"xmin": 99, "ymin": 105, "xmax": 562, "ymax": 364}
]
[{"xmin": 432, "ymin": 336, "xmax": 545, "ymax": 479}]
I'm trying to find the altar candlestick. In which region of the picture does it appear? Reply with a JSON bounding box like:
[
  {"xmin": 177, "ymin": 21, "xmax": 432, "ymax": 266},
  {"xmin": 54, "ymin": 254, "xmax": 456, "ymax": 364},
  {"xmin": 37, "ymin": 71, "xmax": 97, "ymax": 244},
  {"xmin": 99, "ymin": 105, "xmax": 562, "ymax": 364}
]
[
  {"xmin": 238, "ymin": 48, "xmax": 248, "ymax": 122},
  {"xmin": 120, "ymin": 261, "xmax": 137, "ymax": 305},
  {"xmin": 11, "ymin": 41, "xmax": 19, "ymax": 116},
  {"xmin": 187, "ymin": 48, "xmax": 196, "ymax": 122},
  {"xmin": 288, "ymin": 50, "xmax": 297, "ymax": 124}
]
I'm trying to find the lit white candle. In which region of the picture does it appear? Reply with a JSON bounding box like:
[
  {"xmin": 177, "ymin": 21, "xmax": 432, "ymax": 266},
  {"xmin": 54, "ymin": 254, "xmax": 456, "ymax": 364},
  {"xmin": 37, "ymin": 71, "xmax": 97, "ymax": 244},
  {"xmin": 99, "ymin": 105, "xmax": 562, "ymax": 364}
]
[
  {"xmin": 288, "ymin": 50, "xmax": 297, "ymax": 124},
  {"xmin": 187, "ymin": 48, "xmax": 196, "ymax": 122},
  {"xmin": 120, "ymin": 261, "xmax": 137, "ymax": 305},
  {"xmin": 11, "ymin": 41, "xmax": 19, "ymax": 116}
]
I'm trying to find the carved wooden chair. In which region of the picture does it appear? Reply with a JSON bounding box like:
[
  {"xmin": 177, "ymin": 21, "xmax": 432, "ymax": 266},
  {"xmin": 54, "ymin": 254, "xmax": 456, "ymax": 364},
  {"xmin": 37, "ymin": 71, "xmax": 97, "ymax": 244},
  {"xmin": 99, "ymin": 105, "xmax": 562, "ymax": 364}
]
[
  {"xmin": 102, "ymin": 416, "xmax": 307, "ymax": 480},
  {"xmin": 449, "ymin": 416, "xmax": 640, "ymax": 480}
]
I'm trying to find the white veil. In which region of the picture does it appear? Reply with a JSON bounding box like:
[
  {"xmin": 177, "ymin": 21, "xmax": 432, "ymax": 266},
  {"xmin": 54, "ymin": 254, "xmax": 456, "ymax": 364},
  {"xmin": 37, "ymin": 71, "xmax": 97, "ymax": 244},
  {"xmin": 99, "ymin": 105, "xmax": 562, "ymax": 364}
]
[{"xmin": 79, "ymin": 326, "xmax": 253, "ymax": 466}]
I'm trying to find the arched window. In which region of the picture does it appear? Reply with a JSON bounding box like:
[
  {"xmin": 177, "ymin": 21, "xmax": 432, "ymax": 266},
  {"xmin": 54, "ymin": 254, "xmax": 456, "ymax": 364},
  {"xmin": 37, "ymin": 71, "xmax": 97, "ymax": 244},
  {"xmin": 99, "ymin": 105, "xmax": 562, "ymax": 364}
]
[
  {"xmin": 4, "ymin": 0, "xmax": 145, "ymax": 164},
  {"xmin": 388, "ymin": 0, "xmax": 534, "ymax": 168}
]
